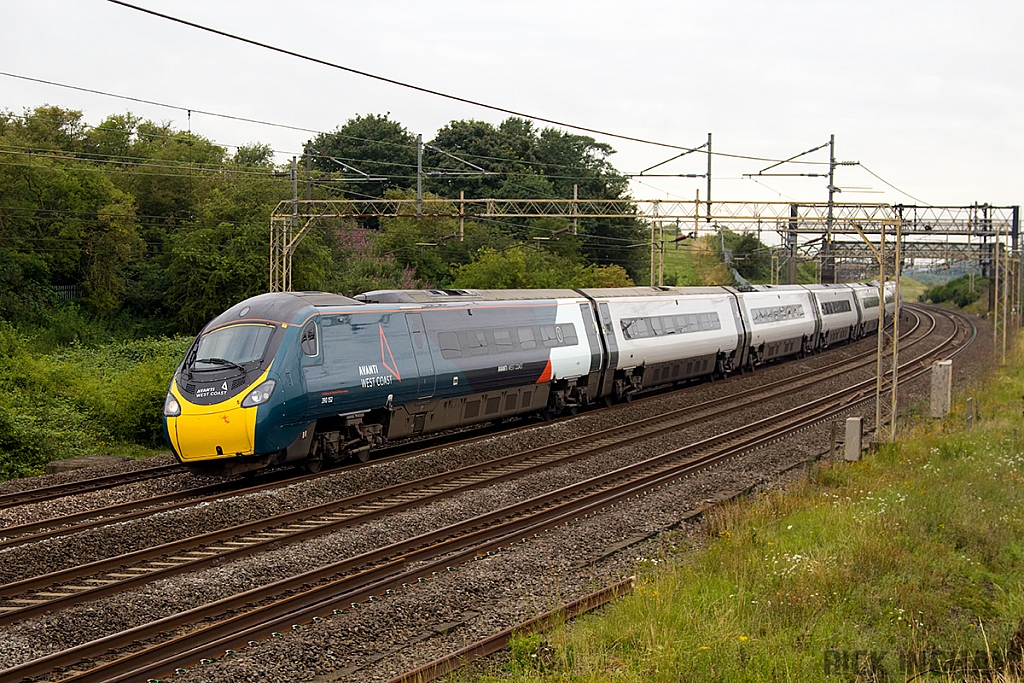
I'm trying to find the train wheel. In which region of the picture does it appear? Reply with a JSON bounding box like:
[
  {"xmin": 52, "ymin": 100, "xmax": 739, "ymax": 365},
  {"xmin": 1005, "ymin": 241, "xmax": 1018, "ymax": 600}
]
[
  {"xmin": 304, "ymin": 444, "xmax": 325, "ymax": 474},
  {"xmin": 356, "ymin": 448, "xmax": 372, "ymax": 463}
]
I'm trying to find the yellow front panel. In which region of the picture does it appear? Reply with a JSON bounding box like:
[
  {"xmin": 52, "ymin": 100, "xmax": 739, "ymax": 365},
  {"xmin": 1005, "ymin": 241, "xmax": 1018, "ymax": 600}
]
[{"xmin": 168, "ymin": 384, "xmax": 258, "ymax": 462}]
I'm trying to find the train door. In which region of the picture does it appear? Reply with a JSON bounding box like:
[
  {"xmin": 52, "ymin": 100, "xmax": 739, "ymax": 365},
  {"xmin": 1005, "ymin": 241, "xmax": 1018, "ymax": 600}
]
[
  {"xmin": 579, "ymin": 302, "xmax": 603, "ymax": 397},
  {"xmin": 726, "ymin": 292, "xmax": 750, "ymax": 370},
  {"xmin": 595, "ymin": 302, "xmax": 619, "ymax": 398},
  {"xmin": 406, "ymin": 312, "xmax": 436, "ymax": 399},
  {"xmin": 300, "ymin": 317, "xmax": 328, "ymax": 417}
]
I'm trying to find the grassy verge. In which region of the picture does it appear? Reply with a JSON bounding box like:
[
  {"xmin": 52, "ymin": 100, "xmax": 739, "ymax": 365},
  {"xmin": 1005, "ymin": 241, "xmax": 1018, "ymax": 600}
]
[
  {"xmin": 489, "ymin": 343, "xmax": 1024, "ymax": 682},
  {"xmin": 899, "ymin": 275, "xmax": 928, "ymax": 303},
  {"xmin": 0, "ymin": 320, "xmax": 190, "ymax": 479}
]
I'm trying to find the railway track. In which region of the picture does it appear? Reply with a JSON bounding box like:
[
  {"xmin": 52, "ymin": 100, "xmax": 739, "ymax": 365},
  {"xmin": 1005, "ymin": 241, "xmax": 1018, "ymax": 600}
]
[
  {"xmin": 0, "ymin": 465, "xmax": 181, "ymax": 511},
  {"xmin": 0, "ymin": 305, "xmax": 974, "ymax": 683},
  {"xmin": 0, "ymin": 310, "xmax": 935, "ymax": 621},
  {"xmin": 0, "ymin": 309, "xmax": 928, "ymax": 552}
]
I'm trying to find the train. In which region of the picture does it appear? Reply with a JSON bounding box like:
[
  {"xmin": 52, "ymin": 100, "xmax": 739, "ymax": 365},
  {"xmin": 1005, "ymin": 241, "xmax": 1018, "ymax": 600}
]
[{"xmin": 163, "ymin": 282, "xmax": 897, "ymax": 476}]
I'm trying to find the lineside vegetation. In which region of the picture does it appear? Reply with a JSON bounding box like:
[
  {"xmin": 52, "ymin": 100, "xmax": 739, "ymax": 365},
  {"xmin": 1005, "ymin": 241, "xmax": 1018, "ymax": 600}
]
[
  {"xmin": 0, "ymin": 317, "xmax": 188, "ymax": 479},
  {"xmin": 491, "ymin": 342, "xmax": 1024, "ymax": 682}
]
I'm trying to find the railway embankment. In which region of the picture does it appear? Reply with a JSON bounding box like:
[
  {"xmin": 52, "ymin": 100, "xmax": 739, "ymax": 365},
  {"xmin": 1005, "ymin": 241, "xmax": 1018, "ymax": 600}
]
[{"xmin": 483, "ymin": 337, "xmax": 1024, "ymax": 682}]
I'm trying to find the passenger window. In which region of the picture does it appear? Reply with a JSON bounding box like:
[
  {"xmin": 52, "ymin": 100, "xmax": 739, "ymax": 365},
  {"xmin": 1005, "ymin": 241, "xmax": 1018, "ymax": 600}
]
[
  {"xmin": 410, "ymin": 321, "xmax": 425, "ymax": 349},
  {"xmin": 469, "ymin": 330, "xmax": 488, "ymax": 356},
  {"xmin": 561, "ymin": 323, "xmax": 578, "ymax": 346},
  {"xmin": 518, "ymin": 327, "xmax": 537, "ymax": 350},
  {"xmin": 650, "ymin": 317, "xmax": 663, "ymax": 336},
  {"xmin": 598, "ymin": 303, "xmax": 613, "ymax": 334},
  {"xmin": 438, "ymin": 332, "xmax": 461, "ymax": 359},
  {"xmin": 541, "ymin": 325, "xmax": 558, "ymax": 347},
  {"xmin": 300, "ymin": 321, "xmax": 318, "ymax": 356},
  {"xmin": 494, "ymin": 328, "xmax": 513, "ymax": 353}
]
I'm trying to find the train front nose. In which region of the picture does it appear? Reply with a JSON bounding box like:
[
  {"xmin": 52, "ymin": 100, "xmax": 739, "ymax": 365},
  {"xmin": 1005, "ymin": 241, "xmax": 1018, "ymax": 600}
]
[{"xmin": 166, "ymin": 386, "xmax": 257, "ymax": 463}]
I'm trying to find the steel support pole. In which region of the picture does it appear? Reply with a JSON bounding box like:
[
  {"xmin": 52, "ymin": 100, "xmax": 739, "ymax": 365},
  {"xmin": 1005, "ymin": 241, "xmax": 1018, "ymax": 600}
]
[
  {"xmin": 876, "ymin": 223, "xmax": 885, "ymax": 437},
  {"xmin": 416, "ymin": 134, "xmax": 423, "ymax": 220},
  {"xmin": 650, "ymin": 203, "xmax": 658, "ymax": 286},
  {"xmin": 889, "ymin": 217, "xmax": 901, "ymax": 440},
  {"xmin": 659, "ymin": 221, "xmax": 664, "ymax": 286},
  {"xmin": 287, "ymin": 156, "xmax": 297, "ymax": 292},
  {"xmin": 823, "ymin": 134, "xmax": 835, "ymax": 284},
  {"xmin": 706, "ymin": 132, "xmax": 712, "ymax": 223},
  {"xmin": 995, "ymin": 217, "xmax": 1001, "ymax": 359}
]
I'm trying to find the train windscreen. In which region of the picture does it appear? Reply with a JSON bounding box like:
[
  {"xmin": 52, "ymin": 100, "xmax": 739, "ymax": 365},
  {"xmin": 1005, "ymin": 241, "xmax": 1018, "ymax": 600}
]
[{"xmin": 193, "ymin": 324, "xmax": 275, "ymax": 369}]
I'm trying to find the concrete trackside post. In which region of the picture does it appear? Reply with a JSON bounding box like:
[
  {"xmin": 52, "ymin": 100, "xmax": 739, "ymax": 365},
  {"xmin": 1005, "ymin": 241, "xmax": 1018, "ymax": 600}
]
[
  {"xmin": 930, "ymin": 360, "xmax": 953, "ymax": 418},
  {"xmin": 845, "ymin": 417, "xmax": 863, "ymax": 461}
]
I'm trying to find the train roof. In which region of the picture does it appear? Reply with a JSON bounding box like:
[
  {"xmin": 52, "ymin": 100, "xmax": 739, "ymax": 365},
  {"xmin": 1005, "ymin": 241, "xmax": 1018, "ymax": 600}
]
[
  {"xmin": 207, "ymin": 291, "xmax": 363, "ymax": 330},
  {"xmin": 745, "ymin": 284, "xmax": 808, "ymax": 293},
  {"xmin": 356, "ymin": 288, "xmax": 582, "ymax": 303},
  {"xmin": 801, "ymin": 283, "xmax": 858, "ymax": 291},
  {"xmin": 579, "ymin": 286, "xmax": 729, "ymax": 298}
]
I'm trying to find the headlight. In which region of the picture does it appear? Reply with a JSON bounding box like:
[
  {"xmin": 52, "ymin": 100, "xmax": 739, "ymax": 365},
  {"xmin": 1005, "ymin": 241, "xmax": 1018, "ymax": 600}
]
[
  {"xmin": 241, "ymin": 379, "xmax": 276, "ymax": 408},
  {"xmin": 163, "ymin": 392, "xmax": 181, "ymax": 417}
]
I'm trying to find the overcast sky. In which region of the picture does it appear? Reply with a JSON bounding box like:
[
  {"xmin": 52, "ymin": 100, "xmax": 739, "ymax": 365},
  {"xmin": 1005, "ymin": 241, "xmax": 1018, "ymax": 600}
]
[{"xmin": 1, "ymin": 0, "xmax": 1020, "ymax": 210}]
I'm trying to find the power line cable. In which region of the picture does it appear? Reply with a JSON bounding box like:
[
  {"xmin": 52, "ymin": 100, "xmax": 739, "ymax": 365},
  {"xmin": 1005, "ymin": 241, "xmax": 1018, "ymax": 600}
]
[
  {"xmin": 104, "ymin": 0, "xmax": 708, "ymax": 152},
  {"xmin": 0, "ymin": 71, "xmax": 321, "ymax": 135},
  {"xmin": 858, "ymin": 164, "xmax": 930, "ymax": 205},
  {"xmin": 2, "ymin": 103, "xmax": 637, "ymax": 186},
  {"xmin": 103, "ymin": 0, "xmax": 825, "ymax": 167}
]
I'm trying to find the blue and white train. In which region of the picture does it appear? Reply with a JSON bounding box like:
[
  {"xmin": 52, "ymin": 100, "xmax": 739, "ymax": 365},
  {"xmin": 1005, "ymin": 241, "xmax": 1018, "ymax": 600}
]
[{"xmin": 163, "ymin": 282, "xmax": 897, "ymax": 475}]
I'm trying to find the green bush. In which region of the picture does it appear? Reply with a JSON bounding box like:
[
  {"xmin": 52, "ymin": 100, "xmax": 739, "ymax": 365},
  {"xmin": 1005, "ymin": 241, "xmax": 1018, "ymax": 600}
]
[
  {"xmin": 0, "ymin": 327, "xmax": 189, "ymax": 479},
  {"xmin": 924, "ymin": 275, "xmax": 987, "ymax": 308}
]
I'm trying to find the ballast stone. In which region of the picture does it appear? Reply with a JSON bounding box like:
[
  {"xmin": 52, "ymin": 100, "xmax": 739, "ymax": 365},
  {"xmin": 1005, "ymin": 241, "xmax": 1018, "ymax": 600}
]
[{"xmin": 45, "ymin": 455, "xmax": 132, "ymax": 474}]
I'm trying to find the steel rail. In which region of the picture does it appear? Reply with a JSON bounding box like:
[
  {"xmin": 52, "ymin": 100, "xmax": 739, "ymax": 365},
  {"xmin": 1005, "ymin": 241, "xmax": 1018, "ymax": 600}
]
[
  {"xmin": 383, "ymin": 577, "xmax": 638, "ymax": 683},
  {"xmin": 0, "ymin": 312, "xmax": 929, "ymax": 623},
  {"xmin": 0, "ymin": 307, "xmax": 972, "ymax": 682},
  {"xmin": 0, "ymin": 309, "xmax": 935, "ymax": 626},
  {"xmin": 0, "ymin": 311, "xmax": 924, "ymax": 550},
  {"xmin": 3, "ymin": 388, "xmax": 879, "ymax": 683},
  {"xmin": 0, "ymin": 301, "xmax": 924, "ymax": 541},
  {"xmin": 382, "ymin": 577, "xmax": 638, "ymax": 683},
  {"xmin": 0, "ymin": 464, "xmax": 180, "ymax": 510}
]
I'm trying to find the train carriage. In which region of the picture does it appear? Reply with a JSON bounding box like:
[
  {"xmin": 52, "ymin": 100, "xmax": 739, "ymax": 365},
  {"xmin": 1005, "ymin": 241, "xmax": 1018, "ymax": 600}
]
[
  {"xmin": 356, "ymin": 288, "xmax": 599, "ymax": 429},
  {"xmin": 848, "ymin": 282, "xmax": 883, "ymax": 337},
  {"xmin": 805, "ymin": 284, "xmax": 860, "ymax": 347},
  {"xmin": 731, "ymin": 285, "xmax": 818, "ymax": 366},
  {"xmin": 579, "ymin": 286, "xmax": 744, "ymax": 398}
]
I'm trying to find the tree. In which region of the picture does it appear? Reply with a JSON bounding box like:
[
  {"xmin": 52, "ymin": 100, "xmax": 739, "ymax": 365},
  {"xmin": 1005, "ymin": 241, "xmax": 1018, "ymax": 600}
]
[
  {"xmin": 375, "ymin": 189, "xmax": 511, "ymax": 286},
  {"xmin": 232, "ymin": 142, "xmax": 275, "ymax": 168},
  {"xmin": 306, "ymin": 114, "xmax": 417, "ymax": 198},
  {"xmin": 0, "ymin": 107, "xmax": 143, "ymax": 319},
  {"xmin": 727, "ymin": 231, "xmax": 771, "ymax": 282},
  {"xmin": 452, "ymin": 246, "xmax": 634, "ymax": 289}
]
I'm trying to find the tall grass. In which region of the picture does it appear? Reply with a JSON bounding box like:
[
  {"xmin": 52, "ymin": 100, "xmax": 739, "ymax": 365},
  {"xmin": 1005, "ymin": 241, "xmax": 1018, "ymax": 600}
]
[
  {"xmin": 0, "ymin": 318, "xmax": 189, "ymax": 479},
  {"xmin": 487, "ymin": 344, "xmax": 1024, "ymax": 682}
]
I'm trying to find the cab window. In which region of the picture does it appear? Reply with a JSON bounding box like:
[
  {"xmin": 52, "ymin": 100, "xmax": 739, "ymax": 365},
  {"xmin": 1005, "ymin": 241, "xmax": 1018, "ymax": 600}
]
[{"xmin": 300, "ymin": 321, "xmax": 318, "ymax": 356}]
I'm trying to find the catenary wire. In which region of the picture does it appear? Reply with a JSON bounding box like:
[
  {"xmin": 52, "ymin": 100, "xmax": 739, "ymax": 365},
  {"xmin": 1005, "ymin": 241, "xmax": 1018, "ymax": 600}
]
[{"xmin": 100, "ymin": 2, "xmax": 829, "ymax": 166}]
